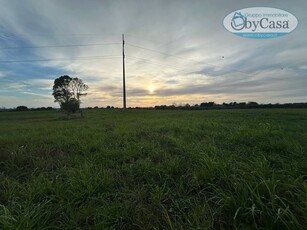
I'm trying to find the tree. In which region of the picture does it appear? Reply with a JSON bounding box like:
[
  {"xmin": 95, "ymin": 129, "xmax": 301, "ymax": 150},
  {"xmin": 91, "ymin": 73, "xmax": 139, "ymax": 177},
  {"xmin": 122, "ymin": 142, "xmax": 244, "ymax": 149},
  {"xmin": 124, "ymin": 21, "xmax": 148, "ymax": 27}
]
[
  {"xmin": 16, "ymin": 106, "xmax": 28, "ymax": 111},
  {"xmin": 52, "ymin": 75, "xmax": 88, "ymax": 113},
  {"xmin": 200, "ymin": 102, "xmax": 215, "ymax": 107}
]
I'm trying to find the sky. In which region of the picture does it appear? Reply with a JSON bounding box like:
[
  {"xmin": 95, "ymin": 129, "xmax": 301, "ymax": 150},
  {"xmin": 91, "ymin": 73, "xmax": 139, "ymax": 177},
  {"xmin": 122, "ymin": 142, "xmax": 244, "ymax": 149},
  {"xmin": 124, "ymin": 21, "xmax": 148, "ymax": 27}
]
[{"xmin": 0, "ymin": 0, "xmax": 306, "ymax": 108}]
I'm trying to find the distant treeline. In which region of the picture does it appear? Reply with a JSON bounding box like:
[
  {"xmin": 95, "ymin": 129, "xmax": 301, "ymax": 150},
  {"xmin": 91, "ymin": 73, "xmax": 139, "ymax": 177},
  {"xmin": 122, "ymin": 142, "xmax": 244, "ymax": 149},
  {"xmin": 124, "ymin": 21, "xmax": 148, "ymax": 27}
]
[
  {"xmin": 0, "ymin": 106, "xmax": 54, "ymax": 112},
  {"xmin": 154, "ymin": 102, "xmax": 307, "ymax": 110},
  {"xmin": 1, "ymin": 102, "xmax": 307, "ymax": 112}
]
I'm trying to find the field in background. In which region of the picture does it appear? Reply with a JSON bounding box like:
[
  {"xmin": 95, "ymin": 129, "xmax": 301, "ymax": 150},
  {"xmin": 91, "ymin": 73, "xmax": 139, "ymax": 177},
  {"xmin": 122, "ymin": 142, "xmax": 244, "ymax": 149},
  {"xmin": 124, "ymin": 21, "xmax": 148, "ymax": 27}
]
[{"xmin": 0, "ymin": 109, "xmax": 306, "ymax": 229}]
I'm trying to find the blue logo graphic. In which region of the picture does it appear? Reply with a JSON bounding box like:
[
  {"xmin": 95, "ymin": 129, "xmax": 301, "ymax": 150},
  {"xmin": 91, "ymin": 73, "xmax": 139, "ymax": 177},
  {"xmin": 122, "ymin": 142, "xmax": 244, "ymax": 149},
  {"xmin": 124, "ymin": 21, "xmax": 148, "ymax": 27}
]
[{"xmin": 231, "ymin": 12, "xmax": 246, "ymax": 31}]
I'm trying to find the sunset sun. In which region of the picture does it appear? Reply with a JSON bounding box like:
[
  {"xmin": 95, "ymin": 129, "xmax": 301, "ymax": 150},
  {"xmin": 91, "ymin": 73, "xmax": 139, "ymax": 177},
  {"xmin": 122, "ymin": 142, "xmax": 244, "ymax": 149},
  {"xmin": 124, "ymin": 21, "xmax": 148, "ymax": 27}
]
[{"xmin": 149, "ymin": 85, "xmax": 155, "ymax": 94}]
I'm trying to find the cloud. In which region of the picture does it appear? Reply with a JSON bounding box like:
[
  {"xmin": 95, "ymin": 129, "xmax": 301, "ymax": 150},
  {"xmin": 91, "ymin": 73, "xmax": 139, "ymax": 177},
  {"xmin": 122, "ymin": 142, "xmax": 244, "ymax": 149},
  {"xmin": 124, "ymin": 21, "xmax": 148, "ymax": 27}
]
[
  {"xmin": 21, "ymin": 91, "xmax": 53, "ymax": 99},
  {"xmin": 27, "ymin": 78, "xmax": 54, "ymax": 90},
  {"xmin": 0, "ymin": 72, "xmax": 6, "ymax": 78},
  {"xmin": 4, "ymin": 82, "xmax": 27, "ymax": 90}
]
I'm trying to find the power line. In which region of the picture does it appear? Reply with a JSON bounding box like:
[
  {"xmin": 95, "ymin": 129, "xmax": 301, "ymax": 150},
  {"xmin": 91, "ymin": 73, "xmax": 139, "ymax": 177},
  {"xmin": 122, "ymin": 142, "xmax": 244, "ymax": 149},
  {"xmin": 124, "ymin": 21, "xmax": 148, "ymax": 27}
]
[
  {"xmin": 0, "ymin": 42, "xmax": 121, "ymax": 50},
  {"xmin": 0, "ymin": 32, "xmax": 122, "ymax": 38},
  {"xmin": 128, "ymin": 56, "xmax": 192, "ymax": 74},
  {"xmin": 126, "ymin": 42, "xmax": 184, "ymax": 59},
  {"xmin": 126, "ymin": 42, "xmax": 253, "ymax": 76},
  {"xmin": 0, "ymin": 55, "xmax": 121, "ymax": 64},
  {"xmin": 0, "ymin": 37, "xmax": 253, "ymax": 77}
]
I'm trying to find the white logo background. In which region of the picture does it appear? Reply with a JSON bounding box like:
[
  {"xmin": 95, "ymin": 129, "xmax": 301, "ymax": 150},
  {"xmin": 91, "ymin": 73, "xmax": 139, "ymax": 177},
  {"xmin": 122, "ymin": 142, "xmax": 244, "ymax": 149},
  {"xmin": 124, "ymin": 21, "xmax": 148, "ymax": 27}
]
[{"xmin": 223, "ymin": 7, "xmax": 298, "ymax": 38}]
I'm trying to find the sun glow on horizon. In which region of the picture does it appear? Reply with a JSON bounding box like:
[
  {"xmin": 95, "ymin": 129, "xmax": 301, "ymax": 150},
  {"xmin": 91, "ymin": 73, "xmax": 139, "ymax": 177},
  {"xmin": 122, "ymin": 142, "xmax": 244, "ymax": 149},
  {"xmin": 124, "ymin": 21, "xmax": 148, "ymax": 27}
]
[{"xmin": 149, "ymin": 85, "xmax": 155, "ymax": 94}]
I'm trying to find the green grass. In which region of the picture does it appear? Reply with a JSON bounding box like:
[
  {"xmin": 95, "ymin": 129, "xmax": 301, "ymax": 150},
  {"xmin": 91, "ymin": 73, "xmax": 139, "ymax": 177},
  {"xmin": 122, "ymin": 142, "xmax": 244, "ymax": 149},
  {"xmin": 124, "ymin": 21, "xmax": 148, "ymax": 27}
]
[{"xmin": 0, "ymin": 109, "xmax": 306, "ymax": 229}]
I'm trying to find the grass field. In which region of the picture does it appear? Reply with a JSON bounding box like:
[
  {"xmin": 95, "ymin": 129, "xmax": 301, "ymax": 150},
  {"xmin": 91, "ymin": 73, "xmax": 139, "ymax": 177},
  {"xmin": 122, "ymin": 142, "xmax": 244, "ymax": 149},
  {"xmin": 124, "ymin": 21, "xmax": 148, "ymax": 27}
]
[{"xmin": 0, "ymin": 109, "xmax": 306, "ymax": 229}]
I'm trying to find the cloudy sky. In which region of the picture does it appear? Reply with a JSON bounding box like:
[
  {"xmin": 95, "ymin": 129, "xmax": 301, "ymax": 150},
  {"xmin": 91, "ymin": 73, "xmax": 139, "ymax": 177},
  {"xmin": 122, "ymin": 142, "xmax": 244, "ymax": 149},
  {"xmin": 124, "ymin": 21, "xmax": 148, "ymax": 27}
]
[{"xmin": 0, "ymin": 0, "xmax": 306, "ymax": 108}]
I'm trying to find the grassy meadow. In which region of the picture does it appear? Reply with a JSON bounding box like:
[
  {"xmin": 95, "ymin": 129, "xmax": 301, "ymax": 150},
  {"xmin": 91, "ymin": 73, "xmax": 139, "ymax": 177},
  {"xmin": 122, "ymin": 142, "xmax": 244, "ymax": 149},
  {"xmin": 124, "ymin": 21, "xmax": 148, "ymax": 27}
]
[{"xmin": 0, "ymin": 109, "xmax": 306, "ymax": 229}]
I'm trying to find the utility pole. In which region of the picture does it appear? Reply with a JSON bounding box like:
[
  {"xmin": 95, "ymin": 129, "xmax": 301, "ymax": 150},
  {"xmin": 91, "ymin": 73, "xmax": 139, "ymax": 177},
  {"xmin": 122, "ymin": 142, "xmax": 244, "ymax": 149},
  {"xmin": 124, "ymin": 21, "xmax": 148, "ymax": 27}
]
[{"xmin": 122, "ymin": 34, "xmax": 126, "ymax": 111}]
